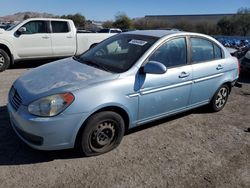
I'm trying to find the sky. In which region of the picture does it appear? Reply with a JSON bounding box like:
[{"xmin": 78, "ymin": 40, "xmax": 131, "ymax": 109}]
[{"xmin": 1, "ymin": 0, "xmax": 250, "ymax": 21}]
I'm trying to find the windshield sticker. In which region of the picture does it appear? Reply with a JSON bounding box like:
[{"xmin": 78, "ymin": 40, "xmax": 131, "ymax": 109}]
[{"xmin": 129, "ymin": 39, "xmax": 148, "ymax": 46}]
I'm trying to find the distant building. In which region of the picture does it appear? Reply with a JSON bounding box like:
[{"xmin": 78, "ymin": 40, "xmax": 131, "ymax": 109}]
[{"xmin": 145, "ymin": 14, "xmax": 235, "ymax": 25}]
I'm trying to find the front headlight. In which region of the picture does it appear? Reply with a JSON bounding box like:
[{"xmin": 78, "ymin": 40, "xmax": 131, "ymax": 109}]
[{"xmin": 28, "ymin": 93, "xmax": 75, "ymax": 117}]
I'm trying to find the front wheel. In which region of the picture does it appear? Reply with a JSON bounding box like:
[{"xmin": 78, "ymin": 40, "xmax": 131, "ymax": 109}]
[
  {"xmin": 0, "ymin": 49, "xmax": 10, "ymax": 72},
  {"xmin": 78, "ymin": 111, "xmax": 125, "ymax": 156},
  {"xmin": 210, "ymin": 85, "xmax": 230, "ymax": 112}
]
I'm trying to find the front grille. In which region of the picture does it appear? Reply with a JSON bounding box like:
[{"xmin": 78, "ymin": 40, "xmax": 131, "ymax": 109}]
[{"xmin": 9, "ymin": 87, "xmax": 22, "ymax": 111}]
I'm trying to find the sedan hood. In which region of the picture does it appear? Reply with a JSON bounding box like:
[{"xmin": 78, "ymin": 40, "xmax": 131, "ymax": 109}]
[{"xmin": 14, "ymin": 57, "xmax": 118, "ymax": 105}]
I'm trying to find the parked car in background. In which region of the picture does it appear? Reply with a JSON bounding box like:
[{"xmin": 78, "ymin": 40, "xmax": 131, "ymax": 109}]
[
  {"xmin": 122, "ymin": 29, "xmax": 137, "ymax": 32},
  {"xmin": 0, "ymin": 24, "xmax": 6, "ymax": 30},
  {"xmin": 0, "ymin": 23, "xmax": 14, "ymax": 30},
  {"xmin": 241, "ymin": 50, "xmax": 250, "ymax": 73},
  {"xmin": 214, "ymin": 36, "xmax": 250, "ymax": 59},
  {"xmin": 8, "ymin": 30, "xmax": 239, "ymax": 156},
  {"xmin": 98, "ymin": 28, "xmax": 122, "ymax": 33},
  {"xmin": 0, "ymin": 18, "xmax": 115, "ymax": 72}
]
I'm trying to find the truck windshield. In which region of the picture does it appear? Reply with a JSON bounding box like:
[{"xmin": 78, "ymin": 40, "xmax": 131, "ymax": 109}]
[
  {"xmin": 78, "ymin": 34, "xmax": 158, "ymax": 73},
  {"xmin": 6, "ymin": 22, "xmax": 20, "ymax": 31}
]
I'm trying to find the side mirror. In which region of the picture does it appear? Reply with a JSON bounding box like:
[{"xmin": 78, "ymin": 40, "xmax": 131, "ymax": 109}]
[
  {"xmin": 143, "ymin": 61, "xmax": 167, "ymax": 74},
  {"xmin": 17, "ymin": 27, "xmax": 27, "ymax": 34}
]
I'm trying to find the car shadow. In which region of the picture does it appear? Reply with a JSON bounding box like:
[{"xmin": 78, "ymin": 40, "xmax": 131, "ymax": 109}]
[
  {"xmin": 0, "ymin": 105, "xmax": 82, "ymax": 165},
  {"xmin": 238, "ymin": 72, "xmax": 250, "ymax": 84},
  {"xmin": 0, "ymin": 104, "xmax": 208, "ymax": 166},
  {"xmin": 126, "ymin": 106, "xmax": 210, "ymax": 135}
]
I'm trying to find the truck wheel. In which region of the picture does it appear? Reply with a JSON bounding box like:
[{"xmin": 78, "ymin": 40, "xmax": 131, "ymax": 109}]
[
  {"xmin": 210, "ymin": 84, "xmax": 229, "ymax": 112},
  {"xmin": 78, "ymin": 111, "xmax": 125, "ymax": 156},
  {"xmin": 0, "ymin": 49, "xmax": 10, "ymax": 72}
]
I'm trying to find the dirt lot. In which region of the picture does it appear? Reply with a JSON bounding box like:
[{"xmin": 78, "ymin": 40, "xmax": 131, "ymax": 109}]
[{"xmin": 0, "ymin": 61, "xmax": 250, "ymax": 188}]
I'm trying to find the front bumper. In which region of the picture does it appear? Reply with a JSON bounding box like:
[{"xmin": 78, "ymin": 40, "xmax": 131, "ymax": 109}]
[{"xmin": 7, "ymin": 103, "xmax": 88, "ymax": 151}]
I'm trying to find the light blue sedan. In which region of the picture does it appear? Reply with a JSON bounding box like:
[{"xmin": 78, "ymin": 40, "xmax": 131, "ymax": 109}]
[{"xmin": 8, "ymin": 30, "xmax": 239, "ymax": 156}]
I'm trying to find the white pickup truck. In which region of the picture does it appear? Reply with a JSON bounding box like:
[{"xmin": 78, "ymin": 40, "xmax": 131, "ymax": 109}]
[{"xmin": 0, "ymin": 18, "xmax": 115, "ymax": 72}]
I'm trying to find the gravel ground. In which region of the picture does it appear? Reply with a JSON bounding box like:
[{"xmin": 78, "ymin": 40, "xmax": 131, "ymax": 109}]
[{"xmin": 0, "ymin": 62, "xmax": 250, "ymax": 188}]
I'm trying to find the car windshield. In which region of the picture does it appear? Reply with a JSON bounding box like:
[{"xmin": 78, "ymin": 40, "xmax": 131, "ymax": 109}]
[{"xmin": 78, "ymin": 34, "xmax": 158, "ymax": 73}]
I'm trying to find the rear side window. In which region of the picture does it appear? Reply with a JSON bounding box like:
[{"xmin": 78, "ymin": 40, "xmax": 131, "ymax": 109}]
[
  {"xmin": 191, "ymin": 37, "xmax": 223, "ymax": 63},
  {"xmin": 149, "ymin": 37, "xmax": 187, "ymax": 68},
  {"xmin": 51, "ymin": 21, "xmax": 69, "ymax": 33},
  {"xmin": 214, "ymin": 44, "xmax": 222, "ymax": 59},
  {"xmin": 22, "ymin": 21, "xmax": 47, "ymax": 34}
]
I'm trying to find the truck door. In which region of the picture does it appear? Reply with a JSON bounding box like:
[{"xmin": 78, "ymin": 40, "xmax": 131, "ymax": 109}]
[
  {"xmin": 14, "ymin": 20, "xmax": 52, "ymax": 58},
  {"xmin": 50, "ymin": 21, "xmax": 76, "ymax": 57}
]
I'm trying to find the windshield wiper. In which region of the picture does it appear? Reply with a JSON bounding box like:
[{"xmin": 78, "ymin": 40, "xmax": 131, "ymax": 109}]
[{"xmin": 77, "ymin": 57, "xmax": 111, "ymax": 72}]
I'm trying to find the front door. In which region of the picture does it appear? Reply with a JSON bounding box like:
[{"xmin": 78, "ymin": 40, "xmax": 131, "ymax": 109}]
[
  {"xmin": 138, "ymin": 37, "xmax": 192, "ymax": 122},
  {"xmin": 14, "ymin": 20, "xmax": 52, "ymax": 58}
]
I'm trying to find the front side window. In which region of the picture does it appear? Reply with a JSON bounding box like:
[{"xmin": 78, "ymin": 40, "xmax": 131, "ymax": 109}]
[
  {"xmin": 149, "ymin": 37, "xmax": 187, "ymax": 68},
  {"xmin": 51, "ymin": 21, "xmax": 69, "ymax": 33},
  {"xmin": 22, "ymin": 21, "xmax": 47, "ymax": 34},
  {"xmin": 78, "ymin": 34, "xmax": 158, "ymax": 73},
  {"xmin": 191, "ymin": 38, "xmax": 222, "ymax": 63}
]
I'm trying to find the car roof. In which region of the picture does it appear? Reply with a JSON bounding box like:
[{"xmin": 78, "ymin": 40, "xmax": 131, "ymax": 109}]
[{"xmin": 124, "ymin": 30, "xmax": 182, "ymax": 38}]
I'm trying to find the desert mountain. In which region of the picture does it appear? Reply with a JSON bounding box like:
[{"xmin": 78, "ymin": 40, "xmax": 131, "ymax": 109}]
[{"xmin": 0, "ymin": 12, "xmax": 58, "ymax": 22}]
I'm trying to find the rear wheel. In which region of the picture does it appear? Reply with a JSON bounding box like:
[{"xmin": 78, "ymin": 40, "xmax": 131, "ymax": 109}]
[
  {"xmin": 0, "ymin": 49, "xmax": 10, "ymax": 72},
  {"xmin": 78, "ymin": 111, "xmax": 125, "ymax": 156},
  {"xmin": 210, "ymin": 84, "xmax": 229, "ymax": 112}
]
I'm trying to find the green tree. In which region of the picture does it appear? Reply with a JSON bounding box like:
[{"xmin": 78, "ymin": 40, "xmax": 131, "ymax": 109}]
[
  {"xmin": 217, "ymin": 17, "xmax": 236, "ymax": 35},
  {"xmin": 102, "ymin": 20, "xmax": 114, "ymax": 28},
  {"xmin": 61, "ymin": 13, "xmax": 86, "ymax": 28},
  {"xmin": 133, "ymin": 18, "xmax": 169, "ymax": 29},
  {"xmin": 235, "ymin": 8, "xmax": 250, "ymax": 36},
  {"xmin": 195, "ymin": 21, "xmax": 217, "ymax": 35},
  {"xmin": 173, "ymin": 20, "xmax": 194, "ymax": 32},
  {"xmin": 23, "ymin": 14, "xmax": 30, "ymax": 20},
  {"xmin": 113, "ymin": 13, "xmax": 132, "ymax": 29}
]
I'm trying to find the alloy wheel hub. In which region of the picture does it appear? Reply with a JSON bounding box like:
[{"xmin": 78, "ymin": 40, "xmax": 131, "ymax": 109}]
[
  {"xmin": 0, "ymin": 54, "xmax": 5, "ymax": 67},
  {"xmin": 215, "ymin": 88, "xmax": 227, "ymax": 108}
]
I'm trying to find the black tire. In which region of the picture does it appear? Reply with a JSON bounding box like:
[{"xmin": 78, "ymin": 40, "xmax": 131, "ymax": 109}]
[
  {"xmin": 0, "ymin": 49, "xmax": 10, "ymax": 72},
  {"xmin": 78, "ymin": 111, "xmax": 125, "ymax": 156},
  {"xmin": 210, "ymin": 84, "xmax": 230, "ymax": 112}
]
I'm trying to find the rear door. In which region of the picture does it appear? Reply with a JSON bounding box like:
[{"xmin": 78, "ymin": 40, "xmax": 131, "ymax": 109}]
[
  {"xmin": 50, "ymin": 21, "xmax": 76, "ymax": 57},
  {"xmin": 189, "ymin": 37, "xmax": 225, "ymax": 106},
  {"xmin": 14, "ymin": 20, "xmax": 52, "ymax": 58}
]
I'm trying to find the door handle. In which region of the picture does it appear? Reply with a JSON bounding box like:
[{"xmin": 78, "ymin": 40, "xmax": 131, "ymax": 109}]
[
  {"xmin": 216, "ymin": 64, "xmax": 223, "ymax": 70},
  {"xmin": 66, "ymin": 35, "xmax": 73, "ymax": 38},
  {"xmin": 42, "ymin": 36, "xmax": 50, "ymax": 39},
  {"xmin": 179, "ymin": 72, "xmax": 190, "ymax": 78}
]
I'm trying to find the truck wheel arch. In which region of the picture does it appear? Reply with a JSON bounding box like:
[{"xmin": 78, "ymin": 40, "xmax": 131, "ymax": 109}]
[{"xmin": 0, "ymin": 44, "xmax": 13, "ymax": 64}]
